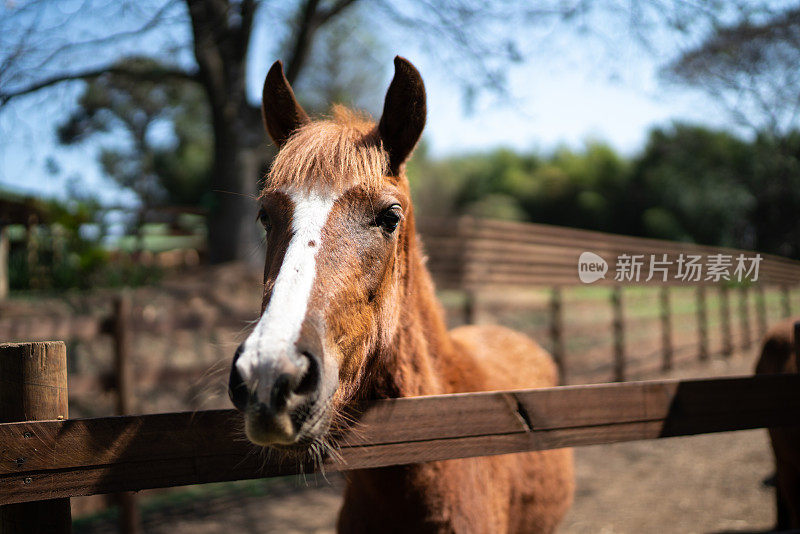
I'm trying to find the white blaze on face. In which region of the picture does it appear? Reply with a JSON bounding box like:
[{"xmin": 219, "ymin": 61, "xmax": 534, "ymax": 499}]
[{"xmin": 236, "ymin": 187, "xmax": 337, "ymax": 403}]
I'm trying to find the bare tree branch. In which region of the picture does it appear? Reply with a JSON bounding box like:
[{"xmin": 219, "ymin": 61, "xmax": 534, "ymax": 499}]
[
  {"xmin": 318, "ymin": 0, "xmax": 359, "ymax": 25},
  {"xmin": 0, "ymin": 64, "xmax": 200, "ymax": 108},
  {"xmin": 664, "ymin": 4, "xmax": 800, "ymax": 134},
  {"xmin": 237, "ymin": 0, "xmax": 258, "ymax": 57},
  {"xmin": 284, "ymin": 0, "xmax": 323, "ymax": 84},
  {"xmin": 282, "ymin": 0, "xmax": 360, "ymax": 84},
  {"xmin": 31, "ymin": 0, "xmax": 183, "ymax": 73},
  {"xmin": 186, "ymin": 0, "xmax": 229, "ymax": 105}
]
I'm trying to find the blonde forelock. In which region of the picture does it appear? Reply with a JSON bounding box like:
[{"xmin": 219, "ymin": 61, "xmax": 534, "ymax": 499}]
[{"xmin": 264, "ymin": 105, "xmax": 388, "ymax": 195}]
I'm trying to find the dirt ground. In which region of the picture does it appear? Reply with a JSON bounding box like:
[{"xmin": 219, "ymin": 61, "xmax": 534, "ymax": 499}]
[
  {"xmin": 558, "ymin": 353, "xmax": 779, "ymax": 534},
  {"xmin": 74, "ymin": 349, "xmax": 782, "ymax": 534}
]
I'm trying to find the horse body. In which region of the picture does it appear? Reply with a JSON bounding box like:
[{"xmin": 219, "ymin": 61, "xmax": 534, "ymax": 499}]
[
  {"xmin": 756, "ymin": 318, "xmax": 800, "ymax": 530},
  {"xmin": 337, "ymin": 233, "xmax": 574, "ymax": 534},
  {"xmin": 229, "ymin": 56, "xmax": 573, "ymax": 533}
]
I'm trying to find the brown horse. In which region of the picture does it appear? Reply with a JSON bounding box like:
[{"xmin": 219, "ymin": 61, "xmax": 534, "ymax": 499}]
[
  {"xmin": 228, "ymin": 56, "xmax": 574, "ymax": 533},
  {"xmin": 755, "ymin": 317, "xmax": 800, "ymax": 530}
]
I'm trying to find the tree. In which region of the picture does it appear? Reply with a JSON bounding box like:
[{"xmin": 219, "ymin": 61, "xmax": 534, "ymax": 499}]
[
  {"xmin": 0, "ymin": 0, "xmax": 535, "ymax": 262},
  {"xmin": 0, "ymin": 0, "xmax": 369, "ymax": 262},
  {"xmin": 289, "ymin": 8, "xmax": 386, "ymax": 116},
  {"xmin": 408, "ymin": 142, "xmax": 633, "ymax": 235},
  {"xmin": 631, "ymin": 123, "xmax": 800, "ymax": 258},
  {"xmin": 665, "ymin": 4, "xmax": 800, "ymax": 136},
  {"xmin": 1, "ymin": 0, "xmax": 782, "ymax": 262},
  {"xmin": 663, "ymin": 4, "xmax": 800, "ymax": 258},
  {"xmin": 57, "ymin": 57, "xmax": 212, "ymax": 216},
  {"xmin": 746, "ymin": 132, "xmax": 800, "ymax": 258},
  {"xmin": 630, "ymin": 124, "xmax": 755, "ymax": 246}
]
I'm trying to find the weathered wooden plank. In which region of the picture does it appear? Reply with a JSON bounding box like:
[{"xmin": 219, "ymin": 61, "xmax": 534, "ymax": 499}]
[
  {"xmin": 418, "ymin": 214, "xmax": 800, "ymax": 287},
  {"xmin": 0, "ymin": 374, "xmax": 798, "ymax": 505}
]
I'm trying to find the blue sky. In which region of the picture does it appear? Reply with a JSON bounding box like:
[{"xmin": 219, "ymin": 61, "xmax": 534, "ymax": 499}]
[
  {"xmin": 417, "ymin": 52, "xmax": 724, "ymax": 157},
  {"xmin": 0, "ymin": 4, "xmax": 731, "ymax": 206}
]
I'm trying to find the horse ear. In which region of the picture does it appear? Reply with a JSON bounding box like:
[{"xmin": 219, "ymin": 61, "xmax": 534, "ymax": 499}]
[
  {"xmin": 378, "ymin": 56, "xmax": 426, "ymax": 176},
  {"xmin": 261, "ymin": 60, "xmax": 310, "ymax": 148}
]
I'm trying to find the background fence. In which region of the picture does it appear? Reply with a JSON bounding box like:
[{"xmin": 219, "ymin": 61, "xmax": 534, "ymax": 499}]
[
  {"xmin": 419, "ymin": 216, "xmax": 800, "ymax": 288},
  {"xmin": 1, "ymin": 217, "xmax": 800, "ymax": 407}
]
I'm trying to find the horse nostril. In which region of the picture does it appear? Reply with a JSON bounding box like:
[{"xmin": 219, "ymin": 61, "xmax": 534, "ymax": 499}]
[
  {"xmin": 270, "ymin": 373, "xmax": 292, "ymax": 412},
  {"xmin": 269, "ymin": 353, "xmax": 320, "ymax": 412},
  {"xmin": 229, "ymin": 342, "xmax": 249, "ymax": 412},
  {"xmin": 294, "ymin": 351, "xmax": 320, "ymax": 396}
]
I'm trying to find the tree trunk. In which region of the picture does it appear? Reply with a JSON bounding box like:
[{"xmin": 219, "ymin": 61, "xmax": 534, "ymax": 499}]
[
  {"xmin": 188, "ymin": 0, "xmax": 257, "ymax": 264},
  {"xmin": 187, "ymin": 0, "xmax": 346, "ymax": 263},
  {"xmin": 207, "ymin": 117, "xmax": 255, "ymax": 263}
]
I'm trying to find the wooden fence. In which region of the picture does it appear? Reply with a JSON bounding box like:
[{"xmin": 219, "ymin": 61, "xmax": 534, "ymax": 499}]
[
  {"xmin": 0, "ymin": 293, "xmax": 243, "ymax": 396},
  {"xmin": 0, "ymin": 295, "xmax": 236, "ymax": 534},
  {"xmin": 419, "ymin": 217, "xmax": 800, "ymax": 288},
  {"xmin": 552, "ymin": 284, "xmax": 796, "ymax": 383},
  {"xmin": 449, "ymin": 283, "xmax": 797, "ymax": 385},
  {"xmin": 2, "ymin": 286, "xmax": 794, "ymax": 532},
  {"xmin": 415, "ymin": 216, "xmax": 800, "ymax": 383},
  {"xmin": 3, "ymin": 216, "xmax": 800, "ymax": 390},
  {"xmin": 1, "ymin": 284, "xmax": 797, "ymax": 392},
  {"xmin": 0, "ymin": 339, "xmax": 799, "ymax": 532}
]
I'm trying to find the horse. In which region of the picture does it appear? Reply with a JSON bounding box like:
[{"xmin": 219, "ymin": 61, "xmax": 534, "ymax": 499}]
[
  {"xmin": 755, "ymin": 317, "xmax": 800, "ymax": 530},
  {"xmin": 228, "ymin": 56, "xmax": 574, "ymax": 533}
]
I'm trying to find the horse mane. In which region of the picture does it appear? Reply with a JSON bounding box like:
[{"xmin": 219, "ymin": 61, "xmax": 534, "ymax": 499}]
[{"xmin": 263, "ymin": 105, "xmax": 389, "ymax": 195}]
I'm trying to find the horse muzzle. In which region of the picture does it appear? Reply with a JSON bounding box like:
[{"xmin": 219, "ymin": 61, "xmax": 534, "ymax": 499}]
[{"xmin": 229, "ymin": 342, "xmax": 329, "ymax": 447}]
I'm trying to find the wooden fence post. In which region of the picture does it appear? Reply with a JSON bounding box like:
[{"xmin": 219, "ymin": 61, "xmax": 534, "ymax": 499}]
[
  {"xmin": 112, "ymin": 294, "xmax": 140, "ymax": 534},
  {"xmin": 739, "ymin": 286, "xmax": 751, "ymax": 350},
  {"xmin": 782, "ymin": 285, "xmax": 792, "ymax": 318},
  {"xmin": 660, "ymin": 286, "xmax": 673, "ymax": 372},
  {"xmin": 611, "ymin": 286, "xmax": 625, "ymax": 382},
  {"xmin": 794, "ymin": 320, "xmax": 800, "ymax": 371},
  {"xmin": 0, "ymin": 225, "xmax": 8, "ymax": 301},
  {"xmin": 0, "ymin": 341, "xmax": 71, "ymax": 533},
  {"xmin": 696, "ymin": 285, "xmax": 709, "ymax": 361},
  {"xmin": 720, "ymin": 285, "xmax": 733, "ymax": 357},
  {"xmin": 25, "ymin": 214, "xmax": 39, "ymax": 291},
  {"xmin": 113, "ymin": 294, "xmax": 133, "ymax": 417},
  {"xmin": 463, "ymin": 289, "xmax": 478, "ymax": 325},
  {"xmin": 756, "ymin": 284, "xmax": 768, "ymax": 338},
  {"xmin": 549, "ymin": 286, "xmax": 566, "ymax": 384}
]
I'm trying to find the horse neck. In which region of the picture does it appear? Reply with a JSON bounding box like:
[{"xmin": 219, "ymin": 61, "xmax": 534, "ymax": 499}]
[
  {"xmin": 369, "ymin": 213, "xmax": 457, "ymax": 399},
  {"xmin": 341, "ymin": 218, "xmax": 475, "ymax": 526}
]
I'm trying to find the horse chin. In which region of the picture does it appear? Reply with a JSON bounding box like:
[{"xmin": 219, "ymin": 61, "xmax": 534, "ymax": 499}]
[
  {"xmin": 245, "ymin": 398, "xmax": 335, "ymax": 458},
  {"xmin": 267, "ymin": 438, "xmax": 323, "ymax": 460},
  {"xmin": 265, "ymin": 419, "xmax": 334, "ymax": 461}
]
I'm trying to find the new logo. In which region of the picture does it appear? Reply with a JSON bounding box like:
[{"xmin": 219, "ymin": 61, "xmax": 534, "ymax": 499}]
[{"xmin": 578, "ymin": 252, "xmax": 608, "ymax": 283}]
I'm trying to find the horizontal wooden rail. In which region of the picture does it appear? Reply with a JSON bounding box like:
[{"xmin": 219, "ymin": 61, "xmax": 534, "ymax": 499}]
[
  {"xmin": 0, "ymin": 374, "xmax": 798, "ymax": 505},
  {"xmin": 0, "ymin": 312, "xmax": 253, "ymax": 343},
  {"xmin": 418, "ymin": 216, "xmax": 800, "ymax": 288},
  {"xmin": 0, "ymin": 315, "xmax": 106, "ymax": 342}
]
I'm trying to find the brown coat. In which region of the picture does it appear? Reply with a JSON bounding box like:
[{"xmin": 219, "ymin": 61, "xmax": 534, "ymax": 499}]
[{"xmin": 755, "ymin": 317, "xmax": 800, "ymax": 530}]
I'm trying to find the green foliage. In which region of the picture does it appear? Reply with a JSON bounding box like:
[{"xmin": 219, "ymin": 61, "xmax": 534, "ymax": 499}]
[
  {"xmin": 7, "ymin": 198, "xmax": 162, "ymax": 292},
  {"xmin": 744, "ymin": 132, "xmax": 800, "ymax": 257},
  {"xmin": 409, "ymin": 123, "xmax": 800, "ymax": 259},
  {"xmin": 408, "ymin": 140, "xmax": 630, "ymax": 234},
  {"xmin": 57, "ymin": 57, "xmax": 212, "ymax": 212},
  {"xmin": 630, "ymin": 123, "xmax": 755, "ymax": 246}
]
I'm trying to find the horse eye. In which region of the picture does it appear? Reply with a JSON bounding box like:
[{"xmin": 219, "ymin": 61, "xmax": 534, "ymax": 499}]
[
  {"xmin": 376, "ymin": 205, "xmax": 402, "ymax": 233},
  {"xmin": 257, "ymin": 208, "xmax": 272, "ymax": 231}
]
